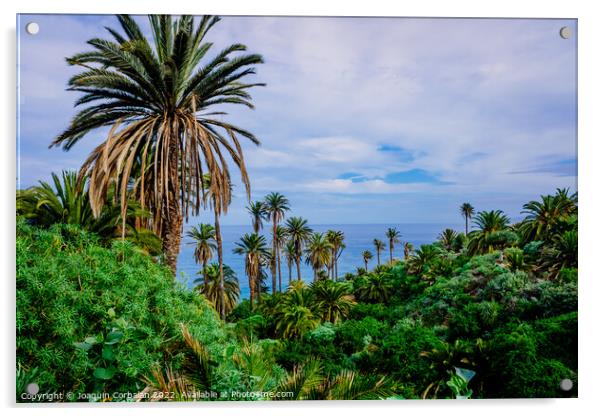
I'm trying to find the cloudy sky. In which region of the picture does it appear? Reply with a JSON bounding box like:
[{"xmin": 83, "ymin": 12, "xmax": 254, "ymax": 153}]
[{"xmin": 17, "ymin": 14, "xmax": 577, "ymax": 225}]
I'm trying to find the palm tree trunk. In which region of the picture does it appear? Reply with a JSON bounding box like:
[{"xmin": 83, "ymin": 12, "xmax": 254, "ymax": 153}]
[
  {"xmin": 377, "ymin": 251, "xmax": 381, "ymax": 266},
  {"xmin": 288, "ymin": 261, "xmax": 292, "ymax": 286},
  {"xmin": 271, "ymin": 218, "xmax": 277, "ymax": 294},
  {"xmin": 465, "ymin": 216, "xmax": 469, "ymax": 236},
  {"xmin": 334, "ymin": 254, "xmax": 338, "ymax": 280},
  {"xmin": 162, "ymin": 149, "xmax": 183, "ymax": 276},
  {"xmin": 364, "ymin": 259, "xmax": 368, "ymax": 270},
  {"xmin": 296, "ymin": 256, "xmax": 302, "ymax": 281},
  {"xmin": 202, "ymin": 259, "xmax": 208, "ymax": 295},
  {"xmin": 249, "ymin": 270, "xmax": 254, "ymax": 310},
  {"xmin": 214, "ymin": 209, "xmax": 225, "ymax": 320},
  {"xmin": 389, "ymin": 242, "xmax": 393, "ymax": 264},
  {"xmin": 277, "ymin": 247, "xmax": 282, "ymax": 293}
]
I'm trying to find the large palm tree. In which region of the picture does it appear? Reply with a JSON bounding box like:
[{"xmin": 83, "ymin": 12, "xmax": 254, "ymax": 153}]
[
  {"xmin": 285, "ymin": 217, "xmax": 313, "ymax": 281},
  {"xmin": 186, "ymin": 223, "xmax": 216, "ymax": 292},
  {"xmin": 193, "ymin": 263, "xmax": 239, "ymax": 316},
  {"xmin": 311, "ymin": 280, "xmax": 356, "ymax": 324},
  {"xmin": 373, "ymin": 239, "xmax": 385, "ymax": 266},
  {"xmin": 233, "ymin": 233, "xmax": 269, "ymax": 309},
  {"xmin": 264, "ymin": 192, "xmax": 290, "ymax": 294},
  {"xmin": 305, "ymin": 233, "xmax": 333, "ymax": 281},
  {"xmin": 51, "ymin": 15, "xmax": 264, "ymax": 275},
  {"xmin": 325, "ymin": 230, "xmax": 345, "ymax": 280},
  {"xmin": 385, "ymin": 227, "xmax": 401, "ymax": 263},
  {"xmin": 362, "ymin": 250, "xmax": 373, "ymax": 270},
  {"xmin": 520, "ymin": 189, "xmax": 577, "ymax": 243},
  {"xmin": 467, "ymin": 210, "xmax": 511, "ymax": 254},
  {"xmin": 460, "ymin": 203, "xmax": 475, "ymax": 236},
  {"xmin": 247, "ymin": 200, "xmax": 268, "ymax": 234}
]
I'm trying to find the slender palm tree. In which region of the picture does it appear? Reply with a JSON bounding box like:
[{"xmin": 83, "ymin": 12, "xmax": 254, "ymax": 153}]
[
  {"xmin": 403, "ymin": 242, "xmax": 414, "ymax": 260},
  {"xmin": 51, "ymin": 15, "xmax": 264, "ymax": 275},
  {"xmin": 284, "ymin": 240, "xmax": 296, "ymax": 287},
  {"xmin": 285, "ymin": 216, "xmax": 313, "ymax": 281},
  {"xmin": 233, "ymin": 233, "xmax": 269, "ymax": 309},
  {"xmin": 305, "ymin": 233, "xmax": 333, "ymax": 281},
  {"xmin": 460, "ymin": 203, "xmax": 475, "ymax": 236},
  {"xmin": 247, "ymin": 200, "xmax": 268, "ymax": 234},
  {"xmin": 362, "ymin": 250, "xmax": 373, "ymax": 270},
  {"xmin": 186, "ymin": 223, "xmax": 216, "ymax": 292},
  {"xmin": 193, "ymin": 263, "xmax": 239, "ymax": 316},
  {"xmin": 373, "ymin": 239, "xmax": 385, "ymax": 266},
  {"xmin": 275, "ymin": 225, "xmax": 289, "ymax": 292},
  {"xmin": 264, "ymin": 192, "xmax": 290, "ymax": 294},
  {"xmin": 385, "ymin": 227, "xmax": 401, "ymax": 263},
  {"xmin": 201, "ymin": 173, "xmax": 232, "ymax": 320},
  {"xmin": 325, "ymin": 230, "xmax": 345, "ymax": 280}
]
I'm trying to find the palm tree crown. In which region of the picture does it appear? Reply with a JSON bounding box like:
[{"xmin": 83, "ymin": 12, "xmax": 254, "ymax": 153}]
[
  {"xmin": 305, "ymin": 233, "xmax": 333, "ymax": 281},
  {"xmin": 51, "ymin": 15, "xmax": 265, "ymax": 273},
  {"xmin": 247, "ymin": 200, "xmax": 268, "ymax": 234}
]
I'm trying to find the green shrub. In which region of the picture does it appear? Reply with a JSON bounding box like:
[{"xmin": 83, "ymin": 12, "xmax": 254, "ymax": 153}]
[{"xmin": 16, "ymin": 221, "xmax": 237, "ymax": 400}]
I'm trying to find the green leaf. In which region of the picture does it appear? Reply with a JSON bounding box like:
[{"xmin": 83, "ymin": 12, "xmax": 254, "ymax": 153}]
[
  {"xmin": 104, "ymin": 330, "xmax": 124, "ymax": 345},
  {"xmin": 102, "ymin": 345, "xmax": 115, "ymax": 361},
  {"xmin": 107, "ymin": 308, "xmax": 116, "ymax": 318},
  {"xmin": 73, "ymin": 342, "xmax": 92, "ymax": 351},
  {"xmin": 84, "ymin": 336, "xmax": 100, "ymax": 345},
  {"xmin": 93, "ymin": 367, "xmax": 116, "ymax": 380}
]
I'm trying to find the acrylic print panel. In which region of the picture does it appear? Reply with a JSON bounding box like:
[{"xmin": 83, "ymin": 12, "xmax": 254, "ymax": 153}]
[{"xmin": 16, "ymin": 14, "xmax": 577, "ymax": 402}]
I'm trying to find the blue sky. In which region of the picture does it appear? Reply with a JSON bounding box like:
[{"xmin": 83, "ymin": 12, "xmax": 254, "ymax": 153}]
[{"xmin": 17, "ymin": 14, "xmax": 577, "ymax": 225}]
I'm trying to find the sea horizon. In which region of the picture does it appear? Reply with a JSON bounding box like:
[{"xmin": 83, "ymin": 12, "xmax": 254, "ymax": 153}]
[{"xmin": 176, "ymin": 222, "xmax": 465, "ymax": 300}]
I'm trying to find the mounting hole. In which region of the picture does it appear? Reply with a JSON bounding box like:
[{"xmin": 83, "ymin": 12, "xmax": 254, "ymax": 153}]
[
  {"xmin": 25, "ymin": 22, "xmax": 39, "ymax": 35},
  {"xmin": 559, "ymin": 26, "xmax": 571, "ymax": 39},
  {"xmin": 559, "ymin": 378, "xmax": 573, "ymax": 391}
]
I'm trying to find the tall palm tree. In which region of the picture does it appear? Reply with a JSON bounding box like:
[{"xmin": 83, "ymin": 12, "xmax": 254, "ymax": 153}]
[
  {"xmin": 233, "ymin": 233, "xmax": 269, "ymax": 309},
  {"xmin": 305, "ymin": 233, "xmax": 333, "ymax": 281},
  {"xmin": 373, "ymin": 239, "xmax": 385, "ymax": 266},
  {"xmin": 193, "ymin": 263, "xmax": 239, "ymax": 316},
  {"xmin": 284, "ymin": 240, "xmax": 296, "ymax": 287},
  {"xmin": 325, "ymin": 230, "xmax": 345, "ymax": 280},
  {"xmin": 362, "ymin": 250, "xmax": 373, "ymax": 271},
  {"xmin": 186, "ymin": 223, "xmax": 216, "ymax": 292},
  {"xmin": 247, "ymin": 200, "xmax": 267, "ymax": 234},
  {"xmin": 51, "ymin": 15, "xmax": 264, "ymax": 275},
  {"xmin": 285, "ymin": 217, "xmax": 313, "ymax": 281},
  {"xmin": 275, "ymin": 225, "xmax": 289, "ymax": 292},
  {"xmin": 201, "ymin": 173, "xmax": 232, "ymax": 320},
  {"xmin": 385, "ymin": 227, "xmax": 401, "ymax": 263},
  {"xmin": 264, "ymin": 192, "xmax": 290, "ymax": 294},
  {"xmin": 403, "ymin": 242, "xmax": 414, "ymax": 260},
  {"xmin": 460, "ymin": 203, "xmax": 475, "ymax": 236}
]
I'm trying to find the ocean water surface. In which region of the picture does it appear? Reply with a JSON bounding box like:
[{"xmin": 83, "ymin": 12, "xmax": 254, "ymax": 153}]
[{"xmin": 176, "ymin": 223, "xmax": 463, "ymax": 300}]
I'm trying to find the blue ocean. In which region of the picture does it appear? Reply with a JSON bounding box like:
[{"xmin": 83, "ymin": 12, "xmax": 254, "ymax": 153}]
[{"xmin": 176, "ymin": 223, "xmax": 463, "ymax": 300}]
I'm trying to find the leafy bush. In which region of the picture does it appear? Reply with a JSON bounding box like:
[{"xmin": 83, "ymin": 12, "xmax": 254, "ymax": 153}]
[{"xmin": 16, "ymin": 221, "xmax": 240, "ymax": 400}]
